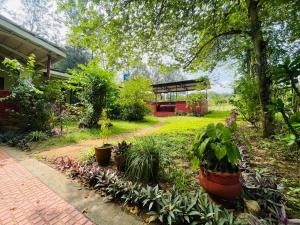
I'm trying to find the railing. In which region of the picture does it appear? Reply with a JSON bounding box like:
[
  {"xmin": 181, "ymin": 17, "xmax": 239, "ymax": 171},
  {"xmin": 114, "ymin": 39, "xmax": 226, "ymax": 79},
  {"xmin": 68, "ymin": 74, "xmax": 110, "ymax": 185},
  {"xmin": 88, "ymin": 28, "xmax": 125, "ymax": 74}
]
[{"xmin": 0, "ymin": 90, "xmax": 10, "ymax": 97}]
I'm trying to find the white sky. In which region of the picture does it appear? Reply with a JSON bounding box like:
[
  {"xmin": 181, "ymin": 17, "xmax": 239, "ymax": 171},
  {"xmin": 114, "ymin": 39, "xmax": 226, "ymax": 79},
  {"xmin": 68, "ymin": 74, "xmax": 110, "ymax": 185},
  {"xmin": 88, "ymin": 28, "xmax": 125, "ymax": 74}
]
[{"xmin": 1, "ymin": 0, "xmax": 237, "ymax": 93}]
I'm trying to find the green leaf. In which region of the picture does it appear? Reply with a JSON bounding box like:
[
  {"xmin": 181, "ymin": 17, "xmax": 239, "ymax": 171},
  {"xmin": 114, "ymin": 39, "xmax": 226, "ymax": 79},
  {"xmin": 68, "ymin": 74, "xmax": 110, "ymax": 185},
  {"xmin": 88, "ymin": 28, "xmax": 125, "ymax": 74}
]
[
  {"xmin": 212, "ymin": 144, "xmax": 227, "ymax": 160},
  {"xmin": 226, "ymin": 145, "xmax": 240, "ymax": 166},
  {"xmin": 206, "ymin": 123, "xmax": 216, "ymax": 138},
  {"xmin": 198, "ymin": 138, "xmax": 211, "ymax": 156}
]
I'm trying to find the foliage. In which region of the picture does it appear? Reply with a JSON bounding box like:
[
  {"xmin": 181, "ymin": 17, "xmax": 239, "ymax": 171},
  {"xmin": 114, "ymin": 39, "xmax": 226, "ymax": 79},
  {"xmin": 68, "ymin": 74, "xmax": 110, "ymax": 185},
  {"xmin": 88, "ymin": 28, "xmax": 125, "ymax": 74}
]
[
  {"xmin": 0, "ymin": 130, "xmax": 48, "ymax": 151},
  {"xmin": 54, "ymin": 156, "xmax": 236, "ymax": 225},
  {"xmin": 21, "ymin": 0, "xmax": 63, "ymax": 43},
  {"xmin": 271, "ymin": 56, "xmax": 300, "ymax": 149},
  {"xmin": 242, "ymin": 169, "xmax": 287, "ymax": 224},
  {"xmin": 113, "ymin": 141, "xmax": 132, "ymax": 156},
  {"xmin": 187, "ymin": 92, "xmax": 206, "ymax": 116},
  {"xmin": 99, "ymin": 110, "xmax": 111, "ymax": 144},
  {"xmin": 231, "ymin": 74, "xmax": 261, "ymax": 127},
  {"xmin": 118, "ymin": 76, "xmax": 153, "ymax": 121},
  {"xmin": 59, "ymin": 0, "xmax": 300, "ymax": 137},
  {"xmin": 79, "ymin": 148, "xmax": 96, "ymax": 164},
  {"xmin": 189, "ymin": 123, "xmax": 241, "ymax": 172},
  {"xmin": 125, "ymin": 136, "xmax": 160, "ymax": 183},
  {"xmin": 53, "ymin": 45, "xmax": 90, "ymax": 71},
  {"xmin": 68, "ymin": 60, "xmax": 116, "ymax": 127},
  {"xmin": 209, "ymin": 92, "xmax": 230, "ymax": 106},
  {"xmin": 2, "ymin": 55, "xmax": 66, "ymax": 132}
]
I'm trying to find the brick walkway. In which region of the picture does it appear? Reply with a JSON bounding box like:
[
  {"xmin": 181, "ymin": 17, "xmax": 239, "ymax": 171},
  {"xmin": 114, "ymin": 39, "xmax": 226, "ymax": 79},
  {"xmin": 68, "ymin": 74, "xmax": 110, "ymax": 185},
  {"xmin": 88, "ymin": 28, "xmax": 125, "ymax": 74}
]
[{"xmin": 0, "ymin": 150, "xmax": 93, "ymax": 225}]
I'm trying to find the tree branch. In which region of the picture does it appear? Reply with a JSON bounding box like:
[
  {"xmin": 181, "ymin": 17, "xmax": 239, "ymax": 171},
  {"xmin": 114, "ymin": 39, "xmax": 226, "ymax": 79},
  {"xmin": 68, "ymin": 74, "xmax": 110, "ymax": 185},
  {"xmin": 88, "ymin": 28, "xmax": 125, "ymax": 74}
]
[{"xmin": 184, "ymin": 29, "xmax": 250, "ymax": 69}]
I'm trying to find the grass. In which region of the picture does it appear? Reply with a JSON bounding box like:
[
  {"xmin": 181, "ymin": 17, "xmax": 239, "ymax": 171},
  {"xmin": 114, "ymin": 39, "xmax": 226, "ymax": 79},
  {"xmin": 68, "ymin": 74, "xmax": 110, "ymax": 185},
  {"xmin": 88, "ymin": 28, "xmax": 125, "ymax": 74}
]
[
  {"xmin": 155, "ymin": 111, "xmax": 230, "ymax": 134},
  {"xmin": 209, "ymin": 103, "xmax": 233, "ymax": 112},
  {"xmin": 32, "ymin": 116, "xmax": 159, "ymax": 150}
]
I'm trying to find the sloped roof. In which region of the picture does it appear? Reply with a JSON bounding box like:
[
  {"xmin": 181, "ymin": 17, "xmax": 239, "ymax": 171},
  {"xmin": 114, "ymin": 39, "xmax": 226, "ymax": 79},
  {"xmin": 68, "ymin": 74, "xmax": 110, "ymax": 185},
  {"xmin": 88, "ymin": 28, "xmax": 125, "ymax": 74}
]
[
  {"xmin": 0, "ymin": 15, "xmax": 66, "ymax": 69},
  {"xmin": 152, "ymin": 78, "xmax": 210, "ymax": 94}
]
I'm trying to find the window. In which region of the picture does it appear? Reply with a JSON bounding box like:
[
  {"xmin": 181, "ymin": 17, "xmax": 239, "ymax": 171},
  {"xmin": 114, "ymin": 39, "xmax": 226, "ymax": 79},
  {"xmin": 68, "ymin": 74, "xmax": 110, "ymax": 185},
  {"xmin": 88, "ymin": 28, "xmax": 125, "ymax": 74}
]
[{"xmin": 0, "ymin": 77, "xmax": 4, "ymax": 90}]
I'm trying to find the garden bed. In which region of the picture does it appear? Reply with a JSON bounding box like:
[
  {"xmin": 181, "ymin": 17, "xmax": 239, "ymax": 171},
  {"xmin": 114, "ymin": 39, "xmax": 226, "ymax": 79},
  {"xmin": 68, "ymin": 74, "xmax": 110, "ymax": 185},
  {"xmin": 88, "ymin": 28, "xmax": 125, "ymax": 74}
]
[{"xmin": 45, "ymin": 128, "xmax": 298, "ymax": 225}]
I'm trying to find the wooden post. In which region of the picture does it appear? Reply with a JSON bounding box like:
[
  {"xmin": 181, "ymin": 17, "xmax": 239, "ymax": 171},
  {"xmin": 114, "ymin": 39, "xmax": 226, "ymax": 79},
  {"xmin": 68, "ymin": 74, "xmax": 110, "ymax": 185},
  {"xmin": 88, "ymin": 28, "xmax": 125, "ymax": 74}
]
[{"xmin": 46, "ymin": 55, "xmax": 51, "ymax": 80}]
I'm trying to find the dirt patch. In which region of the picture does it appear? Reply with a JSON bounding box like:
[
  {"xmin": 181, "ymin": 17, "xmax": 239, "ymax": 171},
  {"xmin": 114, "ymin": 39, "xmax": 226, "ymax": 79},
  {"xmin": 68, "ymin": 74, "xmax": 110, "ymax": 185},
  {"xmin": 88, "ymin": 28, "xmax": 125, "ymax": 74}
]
[{"xmin": 35, "ymin": 119, "xmax": 165, "ymax": 161}]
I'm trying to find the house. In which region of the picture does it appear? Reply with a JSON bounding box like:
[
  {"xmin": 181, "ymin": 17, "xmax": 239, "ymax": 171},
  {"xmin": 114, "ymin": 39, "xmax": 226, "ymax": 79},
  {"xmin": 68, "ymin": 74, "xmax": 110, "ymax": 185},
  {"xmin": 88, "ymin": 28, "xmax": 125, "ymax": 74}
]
[{"xmin": 0, "ymin": 15, "xmax": 68, "ymax": 127}]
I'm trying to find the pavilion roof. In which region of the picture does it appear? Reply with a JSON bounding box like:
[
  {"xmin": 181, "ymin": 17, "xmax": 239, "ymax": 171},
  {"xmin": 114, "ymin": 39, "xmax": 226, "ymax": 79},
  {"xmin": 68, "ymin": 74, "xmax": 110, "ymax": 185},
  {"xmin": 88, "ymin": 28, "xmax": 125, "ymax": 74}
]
[{"xmin": 152, "ymin": 77, "xmax": 210, "ymax": 94}]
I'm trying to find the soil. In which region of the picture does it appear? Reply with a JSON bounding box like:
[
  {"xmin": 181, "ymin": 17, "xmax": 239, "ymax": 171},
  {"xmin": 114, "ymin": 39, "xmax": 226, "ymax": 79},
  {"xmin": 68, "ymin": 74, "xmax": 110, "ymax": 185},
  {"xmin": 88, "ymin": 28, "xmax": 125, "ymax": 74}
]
[{"xmin": 35, "ymin": 119, "xmax": 165, "ymax": 161}]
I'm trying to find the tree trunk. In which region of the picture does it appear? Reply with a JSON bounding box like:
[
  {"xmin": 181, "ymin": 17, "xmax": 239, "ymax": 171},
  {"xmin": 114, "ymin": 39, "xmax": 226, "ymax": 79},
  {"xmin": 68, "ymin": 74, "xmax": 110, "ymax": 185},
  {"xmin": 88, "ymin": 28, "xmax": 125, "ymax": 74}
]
[{"xmin": 247, "ymin": 0, "xmax": 274, "ymax": 137}]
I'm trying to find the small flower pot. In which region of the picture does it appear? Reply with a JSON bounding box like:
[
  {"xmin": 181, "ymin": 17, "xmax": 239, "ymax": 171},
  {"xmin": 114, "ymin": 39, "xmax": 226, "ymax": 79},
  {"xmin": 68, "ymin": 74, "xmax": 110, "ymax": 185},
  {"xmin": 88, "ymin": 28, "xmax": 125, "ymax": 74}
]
[
  {"xmin": 199, "ymin": 167, "xmax": 241, "ymax": 200},
  {"xmin": 114, "ymin": 154, "xmax": 126, "ymax": 172},
  {"xmin": 95, "ymin": 144, "xmax": 113, "ymax": 166}
]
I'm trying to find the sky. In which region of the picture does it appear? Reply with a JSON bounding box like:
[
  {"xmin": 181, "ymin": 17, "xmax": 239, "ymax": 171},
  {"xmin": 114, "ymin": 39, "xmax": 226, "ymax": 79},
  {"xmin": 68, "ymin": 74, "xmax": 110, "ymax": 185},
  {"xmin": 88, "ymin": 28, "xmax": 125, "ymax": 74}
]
[{"xmin": 0, "ymin": 0, "xmax": 237, "ymax": 94}]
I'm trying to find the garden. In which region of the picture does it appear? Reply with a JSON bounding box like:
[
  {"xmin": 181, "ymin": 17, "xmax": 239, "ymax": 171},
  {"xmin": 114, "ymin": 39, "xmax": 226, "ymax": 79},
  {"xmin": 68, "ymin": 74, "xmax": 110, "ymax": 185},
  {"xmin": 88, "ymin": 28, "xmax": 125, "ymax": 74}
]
[{"xmin": 0, "ymin": 0, "xmax": 299, "ymax": 225}]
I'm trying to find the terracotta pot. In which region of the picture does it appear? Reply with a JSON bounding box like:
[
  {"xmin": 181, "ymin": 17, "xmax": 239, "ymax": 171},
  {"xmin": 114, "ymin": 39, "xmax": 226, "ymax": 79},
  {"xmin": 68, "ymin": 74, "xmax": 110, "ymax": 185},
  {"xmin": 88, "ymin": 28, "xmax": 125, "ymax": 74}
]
[
  {"xmin": 95, "ymin": 144, "xmax": 113, "ymax": 166},
  {"xmin": 199, "ymin": 167, "xmax": 241, "ymax": 200},
  {"xmin": 114, "ymin": 154, "xmax": 126, "ymax": 172}
]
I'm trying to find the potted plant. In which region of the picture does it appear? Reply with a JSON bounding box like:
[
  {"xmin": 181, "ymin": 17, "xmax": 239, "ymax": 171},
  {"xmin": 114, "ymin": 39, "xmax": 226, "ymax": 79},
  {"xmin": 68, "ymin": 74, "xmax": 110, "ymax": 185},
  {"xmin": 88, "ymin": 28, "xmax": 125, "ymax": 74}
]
[
  {"xmin": 95, "ymin": 111, "xmax": 113, "ymax": 166},
  {"xmin": 189, "ymin": 122, "xmax": 241, "ymax": 200},
  {"xmin": 113, "ymin": 141, "xmax": 132, "ymax": 171}
]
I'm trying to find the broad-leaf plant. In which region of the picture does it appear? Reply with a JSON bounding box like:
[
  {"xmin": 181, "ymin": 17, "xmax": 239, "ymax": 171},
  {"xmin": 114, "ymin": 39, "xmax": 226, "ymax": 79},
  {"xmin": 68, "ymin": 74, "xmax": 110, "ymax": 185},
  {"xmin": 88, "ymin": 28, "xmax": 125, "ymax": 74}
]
[{"xmin": 189, "ymin": 123, "xmax": 241, "ymax": 173}]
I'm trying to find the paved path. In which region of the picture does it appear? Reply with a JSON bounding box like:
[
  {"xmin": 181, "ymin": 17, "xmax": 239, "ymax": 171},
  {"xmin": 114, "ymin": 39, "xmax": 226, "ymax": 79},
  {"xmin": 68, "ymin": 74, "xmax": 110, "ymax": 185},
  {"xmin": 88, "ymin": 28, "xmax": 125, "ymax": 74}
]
[
  {"xmin": 0, "ymin": 149, "xmax": 93, "ymax": 225},
  {"xmin": 0, "ymin": 147, "xmax": 144, "ymax": 225}
]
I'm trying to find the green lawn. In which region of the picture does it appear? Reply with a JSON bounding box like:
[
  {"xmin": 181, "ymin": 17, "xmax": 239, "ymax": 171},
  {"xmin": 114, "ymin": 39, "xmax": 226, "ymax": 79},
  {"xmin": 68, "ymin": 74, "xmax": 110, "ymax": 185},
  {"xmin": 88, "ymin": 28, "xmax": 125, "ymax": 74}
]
[
  {"xmin": 32, "ymin": 116, "xmax": 159, "ymax": 150},
  {"xmin": 156, "ymin": 111, "xmax": 230, "ymax": 134}
]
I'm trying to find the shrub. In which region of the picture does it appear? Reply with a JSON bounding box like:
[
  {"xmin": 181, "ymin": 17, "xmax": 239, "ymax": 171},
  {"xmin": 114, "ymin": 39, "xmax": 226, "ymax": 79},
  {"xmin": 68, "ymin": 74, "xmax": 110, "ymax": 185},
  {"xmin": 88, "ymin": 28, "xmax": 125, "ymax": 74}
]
[
  {"xmin": 121, "ymin": 102, "xmax": 151, "ymax": 121},
  {"xmin": 187, "ymin": 92, "xmax": 206, "ymax": 116},
  {"xmin": 118, "ymin": 76, "xmax": 153, "ymax": 121},
  {"xmin": 125, "ymin": 137, "xmax": 160, "ymax": 182},
  {"xmin": 230, "ymin": 74, "xmax": 261, "ymax": 127},
  {"xmin": 68, "ymin": 60, "xmax": 116, "ymax": 127},
  {"xmin": 2, "ymin": 55, "xmax": 67, "ymax": 132}
]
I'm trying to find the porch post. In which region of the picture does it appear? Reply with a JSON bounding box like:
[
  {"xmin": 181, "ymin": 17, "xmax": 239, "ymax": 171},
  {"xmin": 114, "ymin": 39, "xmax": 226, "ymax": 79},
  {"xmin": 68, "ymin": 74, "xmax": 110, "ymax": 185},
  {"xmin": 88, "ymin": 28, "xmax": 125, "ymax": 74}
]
[{"xmin": 46, "ymin": 55, "xmax": 51, "ymax": 80}]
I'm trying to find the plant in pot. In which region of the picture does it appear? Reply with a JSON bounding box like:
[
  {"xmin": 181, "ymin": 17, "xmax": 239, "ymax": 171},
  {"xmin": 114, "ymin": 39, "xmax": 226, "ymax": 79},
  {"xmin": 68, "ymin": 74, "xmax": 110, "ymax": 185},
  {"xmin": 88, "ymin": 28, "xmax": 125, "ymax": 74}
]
[
  {"xmin": 125, "ymin": 136, "xmax": 160, "ymax": 183},
  {"xmin": 113, "ymin": 141, "xmax": 132, "ymax": 171},
  {"xmin": 189, "ymin": 122, "xmax": 241, "ymax": 200},
  {"xmin": 95, "ymin": 111, "xmax": 113, "ymax": 166}
]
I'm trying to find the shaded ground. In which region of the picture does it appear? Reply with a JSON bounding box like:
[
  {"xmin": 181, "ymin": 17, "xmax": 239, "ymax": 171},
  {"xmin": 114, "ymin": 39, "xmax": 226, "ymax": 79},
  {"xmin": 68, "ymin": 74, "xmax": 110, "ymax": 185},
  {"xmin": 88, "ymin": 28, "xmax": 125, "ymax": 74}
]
[
  {"xmin": 35, "ymin": 118, "xmax": 165, "ymax": 161},
  {"xmin": 240, "ymin": 125, "xmax": 300, "ymax": 218}
]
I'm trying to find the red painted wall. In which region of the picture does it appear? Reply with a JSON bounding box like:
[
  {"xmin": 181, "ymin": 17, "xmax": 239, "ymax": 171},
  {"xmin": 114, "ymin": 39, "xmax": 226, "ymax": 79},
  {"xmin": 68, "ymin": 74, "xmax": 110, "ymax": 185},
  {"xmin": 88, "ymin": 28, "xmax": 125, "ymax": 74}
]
[
  {"xmin": 0, "ymin": 91, "xmax": 15, "ymax": 128},
  {"xmin": 148, "ymin": 100, "xmax": 208, "ymax": 117}
]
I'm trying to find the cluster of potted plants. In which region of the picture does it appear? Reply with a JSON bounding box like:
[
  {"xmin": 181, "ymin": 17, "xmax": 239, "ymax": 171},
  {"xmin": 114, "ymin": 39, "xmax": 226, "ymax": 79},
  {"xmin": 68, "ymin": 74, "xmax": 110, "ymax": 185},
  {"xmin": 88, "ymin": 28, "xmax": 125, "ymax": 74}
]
[
  {"xmin": 94, "ymin": 115, "xmax": 161, "ymax": 186},
  {"xmin": 189, "ymin": 121, "xmax": 242, "ymax": 200}
]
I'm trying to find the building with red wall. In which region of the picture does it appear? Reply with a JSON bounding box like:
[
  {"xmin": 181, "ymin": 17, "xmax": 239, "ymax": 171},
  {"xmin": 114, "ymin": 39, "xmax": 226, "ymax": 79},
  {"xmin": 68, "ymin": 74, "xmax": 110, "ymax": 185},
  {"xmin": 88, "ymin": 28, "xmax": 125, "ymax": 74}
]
[{"xmin": 149, "ymin": 78, "xmax": 210, "ymax": 117}]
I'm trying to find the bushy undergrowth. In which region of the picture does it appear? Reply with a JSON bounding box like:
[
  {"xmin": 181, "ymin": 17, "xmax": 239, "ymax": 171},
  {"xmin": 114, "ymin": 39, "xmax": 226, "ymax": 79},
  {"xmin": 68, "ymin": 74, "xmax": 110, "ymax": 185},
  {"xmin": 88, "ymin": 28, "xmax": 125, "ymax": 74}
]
[{"xmin": 0, "ymin": 130, "xmax": 48, "ymax": 150}]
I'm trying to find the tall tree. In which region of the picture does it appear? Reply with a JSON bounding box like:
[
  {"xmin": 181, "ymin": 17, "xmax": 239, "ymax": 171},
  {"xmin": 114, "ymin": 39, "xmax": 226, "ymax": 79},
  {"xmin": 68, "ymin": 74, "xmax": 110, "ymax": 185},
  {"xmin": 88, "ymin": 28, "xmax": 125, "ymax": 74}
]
[
  {"xmin": 60, "ymin": 0, "xmax": 299, "ymax": 137},
  {"xmin": 21, "ymin": 0, "xmax": 63, "ymax": 43}
]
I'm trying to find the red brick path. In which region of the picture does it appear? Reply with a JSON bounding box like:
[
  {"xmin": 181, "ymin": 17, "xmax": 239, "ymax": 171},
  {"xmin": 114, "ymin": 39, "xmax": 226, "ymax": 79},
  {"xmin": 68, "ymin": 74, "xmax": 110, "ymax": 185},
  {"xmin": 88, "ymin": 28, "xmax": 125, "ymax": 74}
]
[{"xmin": 0, "ymin": 150, "xmax": 93, "ymax": 225}]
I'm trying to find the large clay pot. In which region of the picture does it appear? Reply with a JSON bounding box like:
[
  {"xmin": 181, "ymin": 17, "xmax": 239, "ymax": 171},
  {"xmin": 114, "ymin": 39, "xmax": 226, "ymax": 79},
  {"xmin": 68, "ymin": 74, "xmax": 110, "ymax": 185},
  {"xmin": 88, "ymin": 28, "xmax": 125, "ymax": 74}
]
[
  {"xmin": 199, "ymin": 167, "xmax": 241, "ymax": 200},
  {"xmin": 95, "ymin": 144, "xmax": 113, "ymax": 166}
]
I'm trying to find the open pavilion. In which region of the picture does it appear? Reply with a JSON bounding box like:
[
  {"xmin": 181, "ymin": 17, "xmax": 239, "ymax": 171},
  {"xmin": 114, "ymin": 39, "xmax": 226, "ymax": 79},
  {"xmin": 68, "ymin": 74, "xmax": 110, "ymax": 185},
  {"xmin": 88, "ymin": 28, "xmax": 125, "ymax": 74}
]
[{"xmin": 150, "ymin": 78, "xmax": 210, "ymax": 117}]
